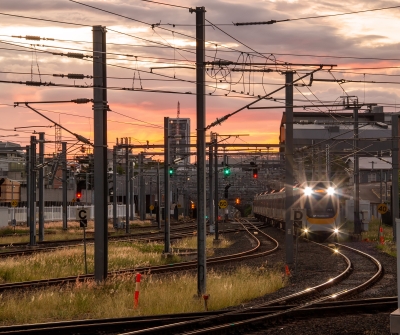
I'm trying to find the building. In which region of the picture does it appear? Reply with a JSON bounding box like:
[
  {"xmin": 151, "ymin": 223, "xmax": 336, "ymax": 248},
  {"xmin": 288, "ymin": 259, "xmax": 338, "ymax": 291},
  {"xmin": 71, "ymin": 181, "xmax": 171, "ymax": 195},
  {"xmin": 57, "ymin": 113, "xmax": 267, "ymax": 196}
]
[
  {"xmin": 346, "ymin": 157, "xmax": 392, "ymax": 184},
  {"xmin": 0, "ymin": 141, "xmax": 26, "ymax": 182},
  {"xmin": 0, "ymin": 177, "xmax": 21, "ymax": 203},
  {"xmin": 279, "ymin": 109, "xmax": 393, "ymax": 184},
  {"xmin": 168, "ymin": 118, "xmax": 191, "ymax": 165}
]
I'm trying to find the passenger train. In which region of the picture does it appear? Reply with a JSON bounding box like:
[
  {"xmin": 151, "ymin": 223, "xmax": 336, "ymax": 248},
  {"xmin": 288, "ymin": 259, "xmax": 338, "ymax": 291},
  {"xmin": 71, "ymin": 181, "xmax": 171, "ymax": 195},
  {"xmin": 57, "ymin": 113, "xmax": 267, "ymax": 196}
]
[{"xmin": 253, "ymin": 181, "xmax": 340, "ymax": 238}]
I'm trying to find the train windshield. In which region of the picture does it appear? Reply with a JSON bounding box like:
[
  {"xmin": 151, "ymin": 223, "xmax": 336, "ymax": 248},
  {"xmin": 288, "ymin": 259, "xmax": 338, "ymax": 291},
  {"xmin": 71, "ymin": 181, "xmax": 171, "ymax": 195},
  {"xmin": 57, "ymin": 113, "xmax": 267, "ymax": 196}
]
[{"xmin": 304, "ymin": 192, "xmax": 337, "ymax": 218}]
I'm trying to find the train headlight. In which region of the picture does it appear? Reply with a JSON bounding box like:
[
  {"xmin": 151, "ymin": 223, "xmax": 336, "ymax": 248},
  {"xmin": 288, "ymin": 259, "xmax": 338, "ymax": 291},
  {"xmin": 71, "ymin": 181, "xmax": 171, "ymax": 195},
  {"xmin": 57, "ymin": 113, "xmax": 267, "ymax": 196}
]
[
  {"xmin": 327, "ymin": 187, "xmax": 335, "ymax": 195},
  {"xmin": 303, "ymin": 228, "xmax": 309, "ymax": 233},
  {"xmin": 334, "ymin": 228, "xmax": 339, "ymax": 234},
  {"xmin": 304, "ymin": 187, "xmax": 312, "ymax": 196}
]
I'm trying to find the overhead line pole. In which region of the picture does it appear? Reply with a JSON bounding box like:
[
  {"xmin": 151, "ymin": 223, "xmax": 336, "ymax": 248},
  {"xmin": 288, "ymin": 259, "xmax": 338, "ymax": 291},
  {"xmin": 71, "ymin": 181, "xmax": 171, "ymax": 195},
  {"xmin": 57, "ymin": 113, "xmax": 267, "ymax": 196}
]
[
  {"xmin": 26, "ymin": 145, "xmax": 30, "ymax": 228},
  {"xmin": 285, "ymin": 71, "xmax": 294, "ymax": 265},
  {"xmin": 164, "ymin": 117, "xmax": 171, "ymax": 253},
  {"xmin": 130, "ymin": 157, "xmax": 135, "ymax": 220},
  {"xmin": 208, "ymin": 133, "xmax": 214, "ymax": 232},
  {"xmin": 353, "ymin": 108, "xmax": 361, "ymax": 235},
  {"xmin": 193, "ymin": 6, "xmax": 207, "ymax": 297},
  {"xmin": 214, "ymin": 133, "xmax": 219, "ymax": 240},
  {"xmin": 125, "ymin": 143, "xmax": 130, "ymax": 233},
  {"xmin": 93, "ymin": 25, "xmax": 108, "ymax": 282},
  {"xmin": 392, "ymin": 114, "xmax": 399, "ymax": 241},
  {"xmin": 38, "ymin": 132, "xmax": 44, "ymax": 242},
  {"xmin": 140, "ymin": 153, "xmax": 145, "ymax": 221},
  {"xmin": 29, "ymin": 136, "xmax": 36, "ymax": 246},
  {"xmin": 62, "ymin": 142, "xmax": 67, "ymax": 230},
  {"xmin": 157, "ymin": 161, "xmax": 161, "ymax": 229},
  {"xmin": 113, "ymin": 146, "xmax": 117, "ymax": 228},
  {"xmin": 390, "ymin": 116, "xmax": 400, "ymax": 332}
]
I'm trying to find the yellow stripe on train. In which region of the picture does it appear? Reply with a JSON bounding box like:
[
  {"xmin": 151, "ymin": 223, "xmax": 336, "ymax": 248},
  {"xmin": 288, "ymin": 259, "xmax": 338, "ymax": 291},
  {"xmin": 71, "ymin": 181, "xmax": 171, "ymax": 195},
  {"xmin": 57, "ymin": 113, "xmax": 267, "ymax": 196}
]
[{"xmin": 306, "ymin": 212, "xmax": 338, "ymax": 224}]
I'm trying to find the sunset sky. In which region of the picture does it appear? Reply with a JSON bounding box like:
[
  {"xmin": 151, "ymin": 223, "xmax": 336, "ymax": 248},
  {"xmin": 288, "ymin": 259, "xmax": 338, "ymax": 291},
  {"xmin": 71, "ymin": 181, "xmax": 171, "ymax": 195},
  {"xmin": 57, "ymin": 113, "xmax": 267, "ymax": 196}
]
[{"xmin": 1, "ymin": 0, "xmax": 400, "ymax": 154}]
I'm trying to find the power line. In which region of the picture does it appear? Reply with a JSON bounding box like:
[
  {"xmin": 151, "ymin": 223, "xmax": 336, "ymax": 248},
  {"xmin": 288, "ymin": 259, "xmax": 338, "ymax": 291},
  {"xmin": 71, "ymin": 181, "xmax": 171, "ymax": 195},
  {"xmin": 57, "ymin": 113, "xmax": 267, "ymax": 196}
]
[
  {"xmin": 233, "ymin": 5, "xmax": 400, "ymax": 26},
  {"xmin": 1, "ymin": 38, "xmax": 196, "ymax": 64},
  {"xmin": 0, "ymin": 103, "xmax": 164, "ymax": 129},
  {"xmin": 69, "ymin": 0, "xmax": 197, "ymax": 41},
  {"xmin": 141, "ymin": 0, "xmax": 191, "ymax": 10},
  {"xmin": 0, "ymin": 12, "xmax": 91, "ymax": 27},
  {"xmin": 0, "ymin": 40, "xmax": 94, "ymax": 59}
]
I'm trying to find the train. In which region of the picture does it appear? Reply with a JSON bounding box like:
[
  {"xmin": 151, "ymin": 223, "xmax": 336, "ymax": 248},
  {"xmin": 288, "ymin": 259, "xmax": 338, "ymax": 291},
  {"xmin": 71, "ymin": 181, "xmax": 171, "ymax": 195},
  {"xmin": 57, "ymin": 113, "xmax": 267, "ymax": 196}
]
[{"xmin": 253, "ymin": 181, "xmax": 340, "ymax": 239}]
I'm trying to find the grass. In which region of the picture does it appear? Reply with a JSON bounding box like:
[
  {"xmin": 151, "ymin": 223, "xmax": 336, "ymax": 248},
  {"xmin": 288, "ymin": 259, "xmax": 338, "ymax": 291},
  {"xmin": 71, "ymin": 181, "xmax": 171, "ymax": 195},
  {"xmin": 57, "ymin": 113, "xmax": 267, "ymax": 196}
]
[
  {"xmin": 0, "ymin": 265, "xmax": 285, "ymax": 326},
  {"xmin": 0, "ymin": 240, "xmax": 180, "ymax": 283},
  {"xmin": 173, "ymin": 235, "xmax": 232, "ymax": 250},
  {"xmin": 361, "ymin": 218, "xmax": 396, "ymax": 257},
  {"xmin": 0, "ymin": 235, "xmax": 232, "ymax": 283}
]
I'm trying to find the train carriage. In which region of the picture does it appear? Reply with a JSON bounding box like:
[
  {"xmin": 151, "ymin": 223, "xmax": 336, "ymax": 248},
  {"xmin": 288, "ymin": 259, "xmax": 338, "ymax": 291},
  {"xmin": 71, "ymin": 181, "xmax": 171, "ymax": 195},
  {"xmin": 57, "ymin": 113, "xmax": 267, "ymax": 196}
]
[{"xmin": 254, "ymin": 181, "xmax": 340, "ymax": 238}]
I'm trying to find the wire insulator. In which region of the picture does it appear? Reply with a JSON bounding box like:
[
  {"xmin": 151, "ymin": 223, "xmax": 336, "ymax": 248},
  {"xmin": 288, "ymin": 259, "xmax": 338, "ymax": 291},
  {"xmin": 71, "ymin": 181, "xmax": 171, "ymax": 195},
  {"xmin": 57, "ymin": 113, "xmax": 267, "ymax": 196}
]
[
  {"xmin": 67, "ymin": 73, "xmax": 85, "ymax": 79},
  {"xmin": 26, "ymin": 81, "xmax": 42, "ymax": 86},
  {"xmin": 72, "ymin": 98, "xmax": 92, "ymax": 104},
  {"xmin": 25, "ymin": 35, "xmax": 41, "ymax": 40},
  {"xmin": 67, "ymin": 53, "xmax": 84, "ymax": 59}
]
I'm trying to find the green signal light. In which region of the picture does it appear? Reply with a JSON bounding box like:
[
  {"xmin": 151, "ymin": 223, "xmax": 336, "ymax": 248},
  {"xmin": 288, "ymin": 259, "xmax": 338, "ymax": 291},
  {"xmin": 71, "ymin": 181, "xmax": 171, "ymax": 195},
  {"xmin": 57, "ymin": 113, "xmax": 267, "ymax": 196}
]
[
  {"xmin": 223, "ymin": 167, "xmax": 231, "ymax": 176},
  {"xmin": 169, "ymin": 168, "xmax": 174, "ymax": 175}
]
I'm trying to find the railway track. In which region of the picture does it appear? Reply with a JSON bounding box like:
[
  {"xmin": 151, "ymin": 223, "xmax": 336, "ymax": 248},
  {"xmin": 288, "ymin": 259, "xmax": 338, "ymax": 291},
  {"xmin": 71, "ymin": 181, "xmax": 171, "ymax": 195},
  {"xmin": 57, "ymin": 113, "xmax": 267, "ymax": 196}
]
[
  {"xmin": 0, "ymin": 222, "xmax": 267, "ymax": 259},
  {"xmin": 0, "ymin": 220, "xmax": 196, "ymax": 249},
  {"xmin": 0, "ymin": 219, "xmax": 385, "ymax": 334},
  {"xmin": 113, "ymin": 234, "xmax": 382, "ymax": 334},
  {"xmin": 0, "ymin": 297, "xmax": 395, "ymax": 335},
  {"xmin": 0, "ymin": 221, "xmax": 277, "ymax": 293}
]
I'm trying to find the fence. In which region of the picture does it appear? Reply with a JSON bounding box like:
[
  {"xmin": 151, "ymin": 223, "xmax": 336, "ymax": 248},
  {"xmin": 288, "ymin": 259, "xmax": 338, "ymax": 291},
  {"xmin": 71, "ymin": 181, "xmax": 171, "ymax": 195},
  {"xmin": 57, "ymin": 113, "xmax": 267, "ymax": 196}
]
[{"xmin": 7, "ymin": 205, "xmax": 132, "ymax": 224}]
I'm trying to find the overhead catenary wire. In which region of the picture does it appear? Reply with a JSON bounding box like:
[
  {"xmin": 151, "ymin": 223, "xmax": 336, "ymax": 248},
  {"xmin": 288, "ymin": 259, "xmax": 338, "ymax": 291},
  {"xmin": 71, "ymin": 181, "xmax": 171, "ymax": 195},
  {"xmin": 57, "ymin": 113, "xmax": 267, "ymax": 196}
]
[
  {"xmin": 0, "ymin": 103, "xmax": 164, "ymax": 130},
  {"xmin": 233, "ymin": 5, "xmax": 400, "ymax": 26}
]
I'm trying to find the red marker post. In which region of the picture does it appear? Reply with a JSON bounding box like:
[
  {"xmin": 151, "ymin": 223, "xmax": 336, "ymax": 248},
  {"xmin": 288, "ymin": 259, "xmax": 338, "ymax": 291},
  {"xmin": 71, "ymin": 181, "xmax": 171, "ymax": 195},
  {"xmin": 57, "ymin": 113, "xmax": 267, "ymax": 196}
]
[{"xmin": 134, "ymin": 273, "xmax": 141, "ymax": 309}]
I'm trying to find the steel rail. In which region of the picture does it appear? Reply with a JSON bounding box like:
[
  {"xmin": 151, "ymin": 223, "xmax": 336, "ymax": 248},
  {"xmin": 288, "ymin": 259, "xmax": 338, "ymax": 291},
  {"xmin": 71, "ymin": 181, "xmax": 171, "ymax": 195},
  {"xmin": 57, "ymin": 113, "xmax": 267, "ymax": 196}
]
[
  {"xmin": 0, "ymin": 224, "xmax": 267, "ymax": 259},
  {"xmin": 0, "ymin": 297, "xmax": 395, "ymax": 335},
  {"xmin": 178, "ymin": 241, "xmax": 383, "ymax": 335},
  {"xmin": 120, "ymin": 220, "xmax": 351, "ymax": 335}
]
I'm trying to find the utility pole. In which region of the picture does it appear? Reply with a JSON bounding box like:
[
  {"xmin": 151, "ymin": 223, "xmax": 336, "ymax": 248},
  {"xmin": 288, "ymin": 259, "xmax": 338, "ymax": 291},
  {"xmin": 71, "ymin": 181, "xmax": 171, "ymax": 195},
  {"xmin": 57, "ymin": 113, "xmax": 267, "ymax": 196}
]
[
  {"xmin": 93, "ymin": 25, "xmax": 108, "ymax": 282},
  {"xmin": 125, "ymin": 142, "xmax": 130, "ymax": 233},
  {"xmin": 113, "ymin": 145, "xmax": 117, "ymax": 228},
  {"xmin": 214, "ymin": 133, "xmax": 219, "ymax": 240},
  {"xmin": 392, "ymin": 114, "xmax": 399, "ymax": 241},
  {"xmin": 208, "ymin": 133, "xmax": 214, "ymax": 232},
  {"xmin": 62, "ymin": 142, "xmax": 67, "ymax": 230},
  {"xmin": 380, "ymin": 169, "xmax": 383, "ymax": 203},
  {"xmin": 311, "ymin": 140, "xmax": 315, "ymax": 180},
  {"xmin": 391, "ymin": 115, "xmax": 400, "ymax": 332},
  {"xmin": 139, "ymin": 153, "xmax": 145, "ymax": 221},
  {"xmin": 325, "ymin": 144, "xmax": 330, "ymax": 180},
  {"xmin": 157, "ymin": 161, "xmax": 161, "ymax": 229},
  {"xmin": 164, "ymin": 117, "xmax": 171, "ymax": 252},
  {"xmin": 130, "ymin": 157, "xmax": 135, "ymax": 220},
  {"xmin": 194, "ymin": 6, "xmax": 207, "ymax": 297},
  {"xmin": 26, "ymin": 145, "xmax": 30, "ymax": 228},
  {"xmin": 29, "ymin": 136, "xmax": 36, "ymax": 246},
  {"xmin": 353, "ymin": 107, "xmax": 361, "ymax": 235},
  {"xmin": 285, "ymin": 71, "xmax": 294, "ymax": 265},
  {"xmin": 38, "ymin": 132, "xmax": 45, "ymax": 241}
]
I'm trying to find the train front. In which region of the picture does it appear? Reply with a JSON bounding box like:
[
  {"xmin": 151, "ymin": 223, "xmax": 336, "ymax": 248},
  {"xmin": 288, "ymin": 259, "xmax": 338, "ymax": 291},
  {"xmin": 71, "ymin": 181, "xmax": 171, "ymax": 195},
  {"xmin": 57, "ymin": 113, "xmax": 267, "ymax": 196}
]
[{"xmin": 301, "ymin": 181, "xmax": 340, "ymax": 239}]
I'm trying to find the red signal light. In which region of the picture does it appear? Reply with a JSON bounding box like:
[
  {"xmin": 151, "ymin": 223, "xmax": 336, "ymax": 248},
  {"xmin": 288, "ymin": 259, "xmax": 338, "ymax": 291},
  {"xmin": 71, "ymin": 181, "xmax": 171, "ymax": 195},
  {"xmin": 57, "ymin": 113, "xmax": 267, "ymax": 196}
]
[
  {"xmin": 76, "ymin": 192, "xmax": 82, "ymax": 199},
  {"xmin": 252, "ymin": 168, "xmax": 258, "ymax": 178}
]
